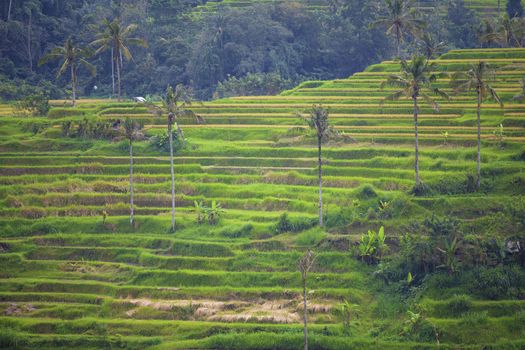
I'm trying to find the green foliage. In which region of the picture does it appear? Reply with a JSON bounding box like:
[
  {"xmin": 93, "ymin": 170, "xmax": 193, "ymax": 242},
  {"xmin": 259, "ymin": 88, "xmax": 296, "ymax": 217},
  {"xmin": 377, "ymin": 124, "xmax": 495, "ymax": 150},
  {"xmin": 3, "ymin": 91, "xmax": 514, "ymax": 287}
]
[
  {"xmin": 150, "ymin": 130, "xmax": 184, "ymax": 153},
  {"xmin": 193, "ymin": 200, "xmax": 224, "ymax": 225},
  {"xmin": 274, "ymin": 213, "xmax": 316, "ymax": 234},
  {"xmin": 15, "ymin": 93, "xmax": 50, "ymax": 116},
  {"xmin": 358, "ymin": 226, "xmax": 388, "ymax": 265},
  {"xmin": 215, "ymin": 72, "xmax": 294, "ymax": 98}
]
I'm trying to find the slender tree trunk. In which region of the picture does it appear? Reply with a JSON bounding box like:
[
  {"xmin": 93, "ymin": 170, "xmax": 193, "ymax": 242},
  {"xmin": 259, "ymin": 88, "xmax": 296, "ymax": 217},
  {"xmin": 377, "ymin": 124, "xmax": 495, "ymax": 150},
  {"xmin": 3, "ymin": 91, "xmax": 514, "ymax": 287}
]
[
  {"xmin": 498, "ymin": 0, "xmax": 501, "ymax": 17},
  {"xmin": 317, "ymin": 135, "xmax": 323, "ymax": 227},
  {"xmin": 129, "ymin": 139, "xmax": 134, "ymax": 226},
  {"xmin": 7, "ymin": 0, "xmax": 12, "ymax": 21},
  {"xmin": 476, "ymin": 87, "xmax": 482, "ymax": 190},
  {"xmin": 168, "ymin": 114, "xmax": 176, "ymax": 232},
  {"xmin": 71, "ymin": 64, "xmax": 77, "ymax": 106},
  {"xmin": 27, "ymin": 11, "xmax": 32, "ymax": 72},
  {"xmin": 116, "ymin": 48, "xmax": 121, "ymax": 101},
  {"xmin": 396, "ymin": 33, "xmax": 401, "ymax": 58},
  {"xmin": 302, "ymin": 273, "xmax": 308, "ymax": 350},
  {"xmin": 111, "ymin": 48, "xmax": 115, "ymax": 98},
  {"xmin": 413, "ymin": 94, "xmax": 420, "ymax": 187}
]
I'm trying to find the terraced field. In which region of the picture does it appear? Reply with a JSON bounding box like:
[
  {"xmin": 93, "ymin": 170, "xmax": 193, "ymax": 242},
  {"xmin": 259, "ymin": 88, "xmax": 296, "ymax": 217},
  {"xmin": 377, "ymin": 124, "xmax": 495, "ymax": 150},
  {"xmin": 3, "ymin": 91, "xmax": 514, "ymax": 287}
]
[
  {"xmin": 193, "ymin": 0, "xmax": 524, "ymax": 16},
  {"xmin": 1, "ymin": 48, "xmax": 525, "ymax": 349}
]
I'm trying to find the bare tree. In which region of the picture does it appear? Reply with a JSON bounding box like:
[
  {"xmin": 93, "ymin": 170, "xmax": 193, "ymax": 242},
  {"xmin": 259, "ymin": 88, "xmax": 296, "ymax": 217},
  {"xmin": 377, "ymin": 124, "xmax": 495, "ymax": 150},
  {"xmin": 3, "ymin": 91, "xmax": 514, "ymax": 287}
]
[{"xmin": 299, "ymin": 249, "xmax": 316, "ymax": 350}]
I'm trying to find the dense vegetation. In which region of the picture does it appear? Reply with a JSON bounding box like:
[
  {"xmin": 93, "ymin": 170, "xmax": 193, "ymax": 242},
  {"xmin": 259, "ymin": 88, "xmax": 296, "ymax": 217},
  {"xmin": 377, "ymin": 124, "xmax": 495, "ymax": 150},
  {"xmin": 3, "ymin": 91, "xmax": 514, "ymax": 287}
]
[
  {"xmin": 0, "ymin": 0, "xmax": 506, "ymax": 100},
  {"xmin": 1, "ymin": 0, "xmax": 525, "ymax": 350}
]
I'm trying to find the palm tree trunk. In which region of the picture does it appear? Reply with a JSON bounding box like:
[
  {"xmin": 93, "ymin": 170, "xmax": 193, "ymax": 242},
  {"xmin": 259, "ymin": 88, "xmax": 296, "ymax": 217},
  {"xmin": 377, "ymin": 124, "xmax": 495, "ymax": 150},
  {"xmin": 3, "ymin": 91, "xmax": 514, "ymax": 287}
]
[
  {"xmin": 116, "ymin": 49, "xmax": 122, "ymax": 101},
  {"xmin": 476, "ymin": 87, "xmax": 482, "ymax": 190},
  {"xmin": 71, "ymin": 64, "xmax": 77, "ymax": 106},
  {"xmin": 317, "ymin": 135, "xmax": 323, "ymax": 227},
  {"xmin": 498, "ymin": 0, "xmax": 501, "ymax": 16},
  {"xmin": 27, "ymin": 11, "xmax": 33, "ymax": 72},
  {"xmin": 7, "ymin": 0, "xmax": 12, "ymax": 21},
  {"xmin": 413, "ymin": 95, "xmax": 420, "ymax": 187},
  {"xmin": 129, "ymin": 139, "xmax": 134, "ymax": 226},
  {"xmin": 302, "ymin": 274, "xmax": 309, "ymax": 350},
  {"xmin": 111, "ymin": 48, "xmax": 115, "ymax": 98},
  {"xmin": 168, "ymin": 115, "xmax": 176, "ymax": 232},
  {"xmin": 396, "ymin": 34, "xmax": 401, "ymax": 58}
]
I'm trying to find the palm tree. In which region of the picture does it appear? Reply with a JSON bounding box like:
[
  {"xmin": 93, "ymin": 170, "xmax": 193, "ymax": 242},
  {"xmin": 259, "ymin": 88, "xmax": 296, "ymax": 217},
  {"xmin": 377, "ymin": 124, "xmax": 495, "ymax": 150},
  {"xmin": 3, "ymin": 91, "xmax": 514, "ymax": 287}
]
[
  {"xmin": 123, "ymin": 118, "xmax": 143, "ymax": 227},
  {"xmin": 371, "ymin": 0, "xmax": 425, "ymax": 58},
  {"xmin": 483, "ymin": 14, "xmax": 524, "ymax": 48},
  {"xmin": 150, "ymin": 85, "xmax": 204, "ymax": 232},
  {"xmin": 418, "ymin": 33, "xmax": 446, "ymax": 59},
  {"xmin": 38, "ymin": 38, "xmax": 96, "ymax": 106},
  {"xmin": 381, "ymin": 56, "xmax": 448, "ymax": 188},
  {"xmin": 300, "ymin": 105, "xmax": 333, "ymax": 227},
  {"xmin": 299, "ymin": 249, "xmax": 316, "ymax": 350},
  {"xmin": 451, "ymin": 62, "xmax": 503, "ymax": 190},
  {"xmin": 91, "ymin": 18, "xmax": 147, "ymax": 100}
]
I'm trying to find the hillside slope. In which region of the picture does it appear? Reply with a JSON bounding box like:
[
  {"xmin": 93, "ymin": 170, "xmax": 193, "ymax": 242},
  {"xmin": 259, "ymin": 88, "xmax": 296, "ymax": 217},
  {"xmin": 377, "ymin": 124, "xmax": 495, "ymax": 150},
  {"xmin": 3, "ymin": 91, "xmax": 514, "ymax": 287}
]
[{"xmin": 0, "ymin": 49, "xmax": 525, "ymax": 349}]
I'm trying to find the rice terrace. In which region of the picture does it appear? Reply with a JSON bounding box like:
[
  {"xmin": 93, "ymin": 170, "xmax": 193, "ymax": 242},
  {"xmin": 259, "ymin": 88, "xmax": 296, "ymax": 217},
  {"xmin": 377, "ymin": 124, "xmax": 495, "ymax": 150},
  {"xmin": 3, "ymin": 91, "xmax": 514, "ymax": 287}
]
[{"xmin": 1, "ymin": 0, "xmax": 525, "ymax": 349}]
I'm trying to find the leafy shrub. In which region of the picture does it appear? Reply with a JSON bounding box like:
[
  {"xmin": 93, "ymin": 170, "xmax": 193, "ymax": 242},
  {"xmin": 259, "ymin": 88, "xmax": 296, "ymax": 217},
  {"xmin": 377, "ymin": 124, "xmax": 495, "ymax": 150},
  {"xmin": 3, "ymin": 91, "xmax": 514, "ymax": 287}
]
[
  {"xmin": 356, "ymin": 184, "xmax": 377, "ymax": 199},
  {"xmin": 219, "ymin": 224, "xmax": 253, "ymax": 238},
  {"xmin": 444, "ymin": 295, "xmax": 473, "ymax": 317},
  {"xmin": 274, "ymin": 213, "xmax": 317, "ymax": 234},
  {"xmin": 215, "ymin": 72, "xmax": 293, "ymax": 98},
  {"xmin": 150, "ymin": 130, "xmax": 184, "ymax": 153},
  {"xmin": 15, "ymin": 92, "xmax": 50, "ymax": 116},
  {"xmin": 470, "ymin": 265, "xmax": 525, "ymax": 300},
  {"xmin": 295, "ymin": 229, "xmax": 326, "ymax": 246},
  {"xmin": 358, "ymin": 226, "xmax": 388, "ymax": 265}
]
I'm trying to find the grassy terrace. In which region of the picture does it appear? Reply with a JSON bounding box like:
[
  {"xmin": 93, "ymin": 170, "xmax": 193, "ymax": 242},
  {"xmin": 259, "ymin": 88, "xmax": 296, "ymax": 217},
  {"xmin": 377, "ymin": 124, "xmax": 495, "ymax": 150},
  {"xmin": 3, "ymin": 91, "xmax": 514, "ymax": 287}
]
[{"xmin": 0, "ymin": 48, "xmax": 525, "ymax": 349}]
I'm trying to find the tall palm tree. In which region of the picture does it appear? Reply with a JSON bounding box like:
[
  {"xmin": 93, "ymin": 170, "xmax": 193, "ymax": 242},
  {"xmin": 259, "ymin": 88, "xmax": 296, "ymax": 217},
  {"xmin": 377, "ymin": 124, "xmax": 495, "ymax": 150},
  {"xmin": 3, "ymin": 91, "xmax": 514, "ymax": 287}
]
[
  {"xmin": 123, "ymin": 118, "xmax": 143, "ymax": 227},
  {"xmin": 381, "ymin": 56, "xmax": 448, "ymax": 188},
  {"xmin": 371, "ymin": 0, "xmax": 425, "ymax": 58},
  {"xmin": 483, "ymin": 14, "xmax": 524, "ymax": 48},
  {"xmin": 150, "ymin": 85, "xmax": 204, "ymax": 232},
  {"xmin": 38, "ymin": 38, "xmax": 96, "ymax": 106},
  {"xmin": 91, "ymin": 18, "xmax": 147, "ymax": 100},
  {"xmin": 451, "ymin": 62, "xmax": 503, "ymax": 190},
  {"xmin": 300, "ymin": 105, "xmax": 333, "ymax": 227},
  {"xmin": 418, "ymin": 33, "xmax": 446, "ymax": 59}
]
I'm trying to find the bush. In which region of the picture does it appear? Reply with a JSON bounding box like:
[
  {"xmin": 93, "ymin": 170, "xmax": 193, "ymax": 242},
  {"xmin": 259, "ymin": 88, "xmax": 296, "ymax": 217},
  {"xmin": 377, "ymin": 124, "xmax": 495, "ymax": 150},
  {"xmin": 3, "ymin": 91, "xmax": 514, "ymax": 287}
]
[
  {"xmin": 274, "ymin": 213, "xmax": 317, "ymax": 234},
  {"xmin": 150, "ymin": 130, "xmax": 184, "ymax": 153},
  {"xmin": 470, "ymin": 265, "xmax": 525, "ymax": 300},
  {"xmin": 219, "ymin": 224, "xmax": 253, "ymax": 238},
  {"xmin": 15, "ymin": 92, "xmax": 50, "ymax": 116},
  {"xmin": 444, "ymin": 295, "xmax": 473, "ymax": 317},
  {"xmin": 356, "ymin": 184, "xmax": 377, "ymax": 200}
]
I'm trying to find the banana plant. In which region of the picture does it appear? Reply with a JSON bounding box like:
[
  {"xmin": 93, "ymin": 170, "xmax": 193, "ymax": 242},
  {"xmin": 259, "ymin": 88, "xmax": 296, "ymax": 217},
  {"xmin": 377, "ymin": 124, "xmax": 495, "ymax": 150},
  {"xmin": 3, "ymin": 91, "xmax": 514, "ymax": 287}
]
[{"xmin": 206, "ymin": 200, "xmax": 224, "ymax": 225}]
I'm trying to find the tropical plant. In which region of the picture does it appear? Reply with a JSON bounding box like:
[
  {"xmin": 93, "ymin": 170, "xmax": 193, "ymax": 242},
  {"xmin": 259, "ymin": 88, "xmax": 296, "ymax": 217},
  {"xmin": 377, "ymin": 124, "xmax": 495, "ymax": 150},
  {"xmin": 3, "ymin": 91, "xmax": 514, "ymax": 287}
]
[
  {"xmin": 451, "ymin": 62, "xmax": 503, "ymax": 190},
  {"xmin": 437, "ymin": 237, "xmax": 461, "ymax": 275},
  {"xmin": 418, "ymin": 33, "xmax": 446, "ymax": 59},
  {"xmin": 482, "ymin": 15, "xmax": 525, "ymax": 48},
  {"xmin": 193, "ymin": 200, "xmax": 224, "ymax": 225},
  {"xmin": 38, "ymin": 38, "xmax": 96, "ymax": 105},
  {"xmin": 382, "ymin": 56, "xmax": 448, "ymax": 188},
  {"xmin": 299, "ymin": 105, "xmax": 334, "ymax": 227},
  {"xmin": 338, "ymin": 300, "xmax": 360, "ymax": 335},
  {"xmin": 193, "ymin": 201, "xmax": 207, "ymax": 224},
  {"xmin": 298, "ymin": 249, "xmax": 316, "ymax": 350},
  {"xmin": 206, "ymin": 200, "xmax": 224, "ymax": 225},
  {"xmin": 122, "ymin": 118, "xmax": 143, "ymax": 227},
  {"xmin": 149, "ymin": 85, "xmax": 204, "ymax": 232},
  {"xmin": 493, "ymin": 123, "xmax": 505, "ymax": 149},
  {"xmin": 91, "ymin": 18, "xmax": 147, "ymax": 100},
  {"xmin": 371, "ymin": 0, "xmax": 425, "ymax": 57},
  {"xmin": 358, "ymin": 226, "xmax": 388, "ymax": 264},
  {"xmin": 14, "ymin": 93, "xmax": 50, "ymax": 116}
]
